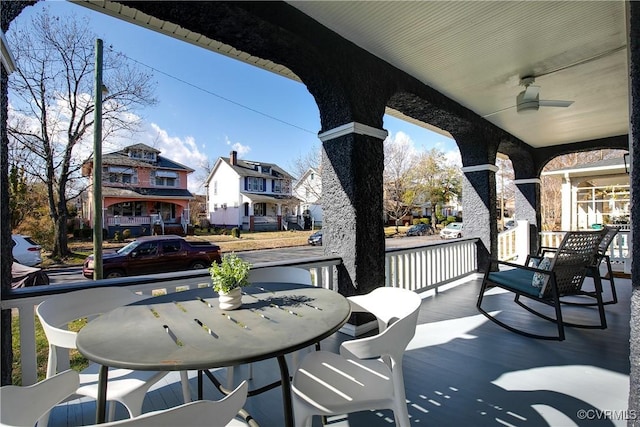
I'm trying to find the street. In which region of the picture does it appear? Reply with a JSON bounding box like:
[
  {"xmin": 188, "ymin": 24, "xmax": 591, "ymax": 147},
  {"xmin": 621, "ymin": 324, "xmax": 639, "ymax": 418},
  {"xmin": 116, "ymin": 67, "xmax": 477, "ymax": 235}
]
[{"xmin": 47, "ymin": 234, "xmax": 441, "ymax": 284}]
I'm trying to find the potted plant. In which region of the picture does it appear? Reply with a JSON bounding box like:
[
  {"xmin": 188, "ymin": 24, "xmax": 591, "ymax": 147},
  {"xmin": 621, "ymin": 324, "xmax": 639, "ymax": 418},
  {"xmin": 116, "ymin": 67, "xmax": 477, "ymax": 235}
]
[{"xmin": 209, "ymin": 253, "xmax": 252, "ymax": 310}]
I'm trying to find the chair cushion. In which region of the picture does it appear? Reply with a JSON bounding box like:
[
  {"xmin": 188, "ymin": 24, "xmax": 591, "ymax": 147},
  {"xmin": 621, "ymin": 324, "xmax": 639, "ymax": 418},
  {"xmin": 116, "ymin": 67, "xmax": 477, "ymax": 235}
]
[
  {"xmin": 487, "ymin": 268, "xmax": 541, "ymax": 298},
  {"xmin": 531, "ymin": 257, "xmax": 552, "ymax": 293},
  {"xmin": 292, "ymin": 351, "xmax": 396, "ymax": 415}
]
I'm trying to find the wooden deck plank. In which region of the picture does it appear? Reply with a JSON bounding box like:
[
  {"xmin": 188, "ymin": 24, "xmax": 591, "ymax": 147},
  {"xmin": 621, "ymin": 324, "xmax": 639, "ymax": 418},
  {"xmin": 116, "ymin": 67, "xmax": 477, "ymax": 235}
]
[{"xmin": 46, "ymin": 274, "xmax": 632, "ymax": 427}]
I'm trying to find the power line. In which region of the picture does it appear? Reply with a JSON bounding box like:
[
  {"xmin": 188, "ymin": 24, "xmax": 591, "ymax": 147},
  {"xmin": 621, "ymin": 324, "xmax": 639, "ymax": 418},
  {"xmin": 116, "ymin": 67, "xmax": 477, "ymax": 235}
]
[{"xmin": 109, "ymin": 47, "xmax": 316, "ymax": 135}]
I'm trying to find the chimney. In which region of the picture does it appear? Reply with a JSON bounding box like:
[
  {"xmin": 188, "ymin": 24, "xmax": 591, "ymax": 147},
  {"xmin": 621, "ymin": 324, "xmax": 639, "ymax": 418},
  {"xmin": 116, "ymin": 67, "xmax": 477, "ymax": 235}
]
[{"xmin": 230, "ymin": 150, "xmax": 237, "ymax": 166}]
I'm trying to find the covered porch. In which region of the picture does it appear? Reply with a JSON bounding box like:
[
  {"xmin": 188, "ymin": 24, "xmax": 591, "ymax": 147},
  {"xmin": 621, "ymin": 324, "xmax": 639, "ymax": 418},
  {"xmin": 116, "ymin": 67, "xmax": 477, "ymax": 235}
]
[
  {"xmin": 2, "ymin": 234, "xmax": 631, "ymax": 426},
  {"xmin": 41, "ymin": 269, "xmax": 630, "ymax": 427}
]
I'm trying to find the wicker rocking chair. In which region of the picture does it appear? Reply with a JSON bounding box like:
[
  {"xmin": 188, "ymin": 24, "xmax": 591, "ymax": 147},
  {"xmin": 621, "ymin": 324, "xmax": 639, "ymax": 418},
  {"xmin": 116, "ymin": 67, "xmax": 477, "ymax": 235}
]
[
  {"xmin": 477, "ymin": 229, "xmax": 607, "ymax": 341},
  {"xmin": 540, "ymin": 226, "xmax": 620, "ymax": 306}
]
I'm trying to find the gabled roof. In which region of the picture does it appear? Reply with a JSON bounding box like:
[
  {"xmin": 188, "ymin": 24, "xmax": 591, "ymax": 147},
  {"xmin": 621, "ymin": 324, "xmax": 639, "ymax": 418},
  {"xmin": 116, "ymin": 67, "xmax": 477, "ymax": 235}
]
[
  {"xmin": 83, "ymin": 143, "xmax": 194, "ymax": 175},
  {"xmin": 293, "ymin": 167, "xmax": 319, "ymax": 190},
  {"xmin": 207, "ymin": 156, "xmax": 294, "ymax": 184}
]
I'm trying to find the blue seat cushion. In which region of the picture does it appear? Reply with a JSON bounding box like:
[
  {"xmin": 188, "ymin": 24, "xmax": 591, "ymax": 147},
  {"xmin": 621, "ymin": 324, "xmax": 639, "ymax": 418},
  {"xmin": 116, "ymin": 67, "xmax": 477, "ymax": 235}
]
[{"xmin": 487, "ymin": 268, "xmax": 543, "ymax": 298}]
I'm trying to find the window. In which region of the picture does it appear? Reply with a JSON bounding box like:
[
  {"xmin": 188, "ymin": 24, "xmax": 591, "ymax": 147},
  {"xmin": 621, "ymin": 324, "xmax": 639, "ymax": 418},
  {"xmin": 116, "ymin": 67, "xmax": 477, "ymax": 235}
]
[
  {"xmin": 105, "ymin": 169, "xmax": 137, "ymax": 185},
  {"xmin": 162, "ymin": 241, "xmax": 181, "ymax": 254},
  {"xmin": 129, "ymin": 150, "xmax": 156, "ymax": 162},
  {"xmin": 273, "ymin": 180, "xmax": 283, "ymax": 193},
  {"xmin": 136, "ymin": 242, "xmax": 158, "ymax": 257},
  {"xmin": 247, "ymin": 177, "xmax": 264, "ymax": 192},
  {"xmin": 152, "ymin": 171, "xmax": 179, "ymax": 187},
  {"xmin": 254, "ymin": 203, "xmax": 266, "ymax": 216},
  {"xmin": 213, "ymin": 181, "xmax": 218, "ymax": 195}
]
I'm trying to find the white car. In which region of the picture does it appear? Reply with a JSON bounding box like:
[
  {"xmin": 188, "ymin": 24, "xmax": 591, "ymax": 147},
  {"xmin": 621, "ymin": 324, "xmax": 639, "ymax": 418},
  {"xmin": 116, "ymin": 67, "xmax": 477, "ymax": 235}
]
[
  {"xmin": 439, "ymin": 222, "xmax": 464, "ymax": 239},
  {"xmin": 12, "ymin": 234, "xmax": 42, "ymax": 266}
]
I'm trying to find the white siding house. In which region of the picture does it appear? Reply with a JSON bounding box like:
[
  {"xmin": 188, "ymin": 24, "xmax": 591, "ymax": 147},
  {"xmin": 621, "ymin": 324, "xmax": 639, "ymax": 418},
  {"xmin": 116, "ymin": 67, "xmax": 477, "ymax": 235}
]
[
  {"xmin": 293, "ymin": 167, "xmax": 323, "ymax": 228},
  {"xmin": 205, "ymin": 151, "xmax": 300, "ymax": 231},
  {"xmin": 541, "ymin": 156, "xmax": 630, "ymax": 231}
]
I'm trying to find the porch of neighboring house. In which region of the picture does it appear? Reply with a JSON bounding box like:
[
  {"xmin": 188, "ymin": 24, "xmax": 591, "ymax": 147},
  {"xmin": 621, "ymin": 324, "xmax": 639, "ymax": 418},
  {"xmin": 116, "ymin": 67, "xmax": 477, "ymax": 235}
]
[
  {"xmin": 5, "ymin": 234, "xmax": 631, "ymax": 427},
  {"xmin": 100, "ymin": 200, "xmax": 191, "ymax": 237}
]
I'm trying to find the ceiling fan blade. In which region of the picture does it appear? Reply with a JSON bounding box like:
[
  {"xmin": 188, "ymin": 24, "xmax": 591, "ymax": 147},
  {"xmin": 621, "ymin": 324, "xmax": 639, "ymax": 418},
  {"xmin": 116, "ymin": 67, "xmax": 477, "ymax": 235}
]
[
  {"xmin": 522, "ymin": 85, "xmax": 540, "ymax": 101},
  {"xmin": 539, "ymin": 99, "xmax": 574, "ymax": 108},
  {"xmin": 482, "ymin": 105, "xmax": 516, "ymax": 118}
]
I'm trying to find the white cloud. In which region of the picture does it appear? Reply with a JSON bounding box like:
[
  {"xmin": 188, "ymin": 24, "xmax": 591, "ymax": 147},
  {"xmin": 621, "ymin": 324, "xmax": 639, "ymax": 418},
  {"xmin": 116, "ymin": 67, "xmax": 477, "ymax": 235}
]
[
  {"xmin": 147, "ymin": 123, "xmax": 209, "ymax": 194},
  {"xmin": 445, "ymin": 150, "xmax": 462, "ymax": 167},
  {"xmin": 225, "ymin": 136, "xmax": 251, "ymax": 158}
]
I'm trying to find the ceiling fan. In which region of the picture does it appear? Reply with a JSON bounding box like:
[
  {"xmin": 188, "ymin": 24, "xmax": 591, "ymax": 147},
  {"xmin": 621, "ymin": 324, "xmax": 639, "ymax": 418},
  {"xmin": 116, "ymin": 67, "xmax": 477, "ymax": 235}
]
[
  {"xmin": 483, "ymin": 76, "xmax": 574, "ymax": 117},
  {"xmin": 516, "ymin": 76, "xmax": 574, "ymax": 113}
]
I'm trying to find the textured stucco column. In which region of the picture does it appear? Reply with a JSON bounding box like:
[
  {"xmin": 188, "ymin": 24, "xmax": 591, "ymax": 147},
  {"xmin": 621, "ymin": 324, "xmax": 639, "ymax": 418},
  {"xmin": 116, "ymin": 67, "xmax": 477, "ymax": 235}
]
[
  {"xmin": 513, "ymin": 178, "xmax": 541, "ymax": 255},
  {"xmin": 627, "ymin": 1, "xmax": 640, "ymax": 422},
  {"xmin": 319, "ymin": 122, "xmax": 386, "ymax": 297},
  {"xmin": 460, "ymin": 164, "xmax": 498, "ymax": 273}
]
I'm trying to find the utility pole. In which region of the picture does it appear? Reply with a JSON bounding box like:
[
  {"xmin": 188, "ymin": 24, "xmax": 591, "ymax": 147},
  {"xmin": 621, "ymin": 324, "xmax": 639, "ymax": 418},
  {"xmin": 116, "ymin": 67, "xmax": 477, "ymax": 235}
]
[{"xmin": 92, "ymin": 39, "xmax": 104, "ymax": 280}]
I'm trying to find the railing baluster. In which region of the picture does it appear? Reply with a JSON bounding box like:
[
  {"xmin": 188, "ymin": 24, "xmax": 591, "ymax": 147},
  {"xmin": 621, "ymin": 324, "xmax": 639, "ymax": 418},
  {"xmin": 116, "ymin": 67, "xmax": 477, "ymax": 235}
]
[{"xmin": 4, "ymin": 241, "xmax": 487, "ymax": 385}]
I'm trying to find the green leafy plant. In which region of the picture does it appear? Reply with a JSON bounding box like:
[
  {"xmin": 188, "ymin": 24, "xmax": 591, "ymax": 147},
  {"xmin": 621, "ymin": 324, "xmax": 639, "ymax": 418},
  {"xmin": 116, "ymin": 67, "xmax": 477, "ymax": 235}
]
[{"xmin": 209, "ymin": 253, "xmax": 252, "ymax": 294}]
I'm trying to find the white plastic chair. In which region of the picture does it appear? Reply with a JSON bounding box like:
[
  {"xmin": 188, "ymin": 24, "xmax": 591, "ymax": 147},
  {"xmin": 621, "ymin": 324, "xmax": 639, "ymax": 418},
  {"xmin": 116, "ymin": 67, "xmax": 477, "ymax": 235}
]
[
  {"xmin": 248, "ymin": 267, "xmax": 313, "ymax": 287},
  {"xmin": 90, "ymin": 381, "xmax": 250, "ymax": 427},
  {"xmin": 0, "ymin": 369, "xmax": 79, "ymax": 427},
  {"xmin": 291, "ymin": 287, "xmax": 422, "ymax": 427},
  {"xmin": 36, "ymin": 287, "xmax": 191, "ymax": 423}
]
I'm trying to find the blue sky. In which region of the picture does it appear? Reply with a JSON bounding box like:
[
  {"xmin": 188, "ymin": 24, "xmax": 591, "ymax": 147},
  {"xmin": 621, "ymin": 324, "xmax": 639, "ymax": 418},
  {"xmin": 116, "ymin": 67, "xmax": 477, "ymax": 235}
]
[{"xmin": 11, "ymin": 0, "xmax": 459, "ymax": 194}]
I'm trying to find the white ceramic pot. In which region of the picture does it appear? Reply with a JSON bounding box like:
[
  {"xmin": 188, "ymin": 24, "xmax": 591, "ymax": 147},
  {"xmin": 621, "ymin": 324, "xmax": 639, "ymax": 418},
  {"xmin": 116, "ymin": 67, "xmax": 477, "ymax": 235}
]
[{"xmin": 218, "ymin": 287, "xmax": 242, "ymax": 310}]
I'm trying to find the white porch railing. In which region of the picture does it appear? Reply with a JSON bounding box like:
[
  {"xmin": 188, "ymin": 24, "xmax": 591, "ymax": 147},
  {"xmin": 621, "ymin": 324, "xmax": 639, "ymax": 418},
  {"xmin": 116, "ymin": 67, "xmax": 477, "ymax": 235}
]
[
  {"xmin": 2, "ymin": 239, "xmax": 482, "ymax": 386},
  {"xmin": 2, "ymin": 256, "xmax": 343, "ymax": 387},
  {"xmin": 497, "ymin": 227, "xmax": 518, "ymax": 261},
  {"xmin": 384, "ymin": 238, "xmax": 479, "ymax": 292},
  {"xmin": 540, "ymin": 229, "xmax": 631, "ymax": 271},
  {"xmin": 106, "ymin": 216, "xmax": 151, "ymax": 226},
  {"xmin": 497, "ymin": 222, "xmax": 632, "ymax": 273}
]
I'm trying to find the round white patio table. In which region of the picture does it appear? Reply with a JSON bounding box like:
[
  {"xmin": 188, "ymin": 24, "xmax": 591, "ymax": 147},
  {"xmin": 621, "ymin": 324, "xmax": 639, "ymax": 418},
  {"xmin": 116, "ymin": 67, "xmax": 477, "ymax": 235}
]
[{"xmin": 76, "ymin": 282, "xmax": 351, "ymax": 427}]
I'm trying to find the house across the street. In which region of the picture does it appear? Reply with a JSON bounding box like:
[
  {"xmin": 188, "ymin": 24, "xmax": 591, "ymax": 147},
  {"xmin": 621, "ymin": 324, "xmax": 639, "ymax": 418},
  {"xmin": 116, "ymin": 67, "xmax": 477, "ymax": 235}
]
[
  {"xmin": 205, "ymin": 151, "xmax": 300, "ymax": 231},
  {"xmin": 81, "ymin": 143, "xmax": 194, "ymax": 237}
]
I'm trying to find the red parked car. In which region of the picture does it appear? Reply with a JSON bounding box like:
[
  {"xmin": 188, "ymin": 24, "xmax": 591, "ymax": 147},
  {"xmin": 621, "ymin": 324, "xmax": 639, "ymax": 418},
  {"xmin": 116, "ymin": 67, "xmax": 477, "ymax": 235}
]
[{"xmin": 83, "ymin": 235, "xmax": 222, "ymax": 279}]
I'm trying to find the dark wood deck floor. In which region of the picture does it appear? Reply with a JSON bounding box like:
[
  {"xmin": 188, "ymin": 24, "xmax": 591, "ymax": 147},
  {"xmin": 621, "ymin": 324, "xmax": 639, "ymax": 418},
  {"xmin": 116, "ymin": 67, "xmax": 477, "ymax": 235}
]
[{"xmin": 48, "ymin": 273, "xmax": 632, "ymax": 427}]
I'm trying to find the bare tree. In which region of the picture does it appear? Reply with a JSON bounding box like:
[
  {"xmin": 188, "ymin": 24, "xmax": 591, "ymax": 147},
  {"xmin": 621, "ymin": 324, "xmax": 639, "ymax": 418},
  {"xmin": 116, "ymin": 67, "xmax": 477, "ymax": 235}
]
[
  {"xmin": 7, "ymin": 8, "xmax": 157, "ymax": 257},
  {"xmin": 383, "ymin": 136, "xmax": 419, "ymax": 232}
]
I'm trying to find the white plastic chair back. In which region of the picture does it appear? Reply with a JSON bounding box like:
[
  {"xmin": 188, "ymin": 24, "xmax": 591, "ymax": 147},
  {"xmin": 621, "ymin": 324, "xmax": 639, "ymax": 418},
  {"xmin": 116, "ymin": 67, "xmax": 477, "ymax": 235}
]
[
  {"xmin": 249, "ymin": 267, "xmax": 312, "ymax": 286},
  {"xmin": 37, "ymin": 287, "xmax": 147, "ymax": 360},
  {"xmin": 0, "ymin": 370, "xmax": 79, "ymax": 427},
  {"xmin": 291, "ymin": 286, "xmax": 422, "ymax": 427},
  {"xmin": 340, "ymin": 287, "xmax": 422, "ymax": 366},
  {"xmin": 36, "ymin": 287, "xmax": 182, "ymax": 422},
  {"xmin": 93, "ymin": 381, "xmax": 248, "ymax": 427}
]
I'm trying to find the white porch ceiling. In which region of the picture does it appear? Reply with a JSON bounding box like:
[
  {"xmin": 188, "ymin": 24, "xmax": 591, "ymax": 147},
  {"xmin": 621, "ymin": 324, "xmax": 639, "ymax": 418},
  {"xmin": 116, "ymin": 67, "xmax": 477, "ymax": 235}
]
[
  {"xmin": 288, "ymin": 1, "xmax": 629, "ymax": 149},
  {"xmin": 76, "ymin": 1, "xmax": 630, "ymax": 150}
]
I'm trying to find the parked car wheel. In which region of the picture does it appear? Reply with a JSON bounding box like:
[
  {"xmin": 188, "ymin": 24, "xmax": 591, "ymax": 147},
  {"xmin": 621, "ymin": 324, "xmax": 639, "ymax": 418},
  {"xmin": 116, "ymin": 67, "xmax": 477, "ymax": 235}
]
[
  {"xmin": 190, "ymin": 261, "xmax": 208, "ymax": 270},
  {"xmin": 104, "ymin": 269, "xmax": 125, "ymax": 279}
]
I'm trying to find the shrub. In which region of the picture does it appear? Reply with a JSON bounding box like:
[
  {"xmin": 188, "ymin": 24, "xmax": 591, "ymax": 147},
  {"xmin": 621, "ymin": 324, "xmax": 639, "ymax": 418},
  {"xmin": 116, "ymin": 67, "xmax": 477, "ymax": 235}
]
[
  {"xmin": 122, "ymin": 228, "xmax": 132, "ymax": 239},
  {"xmin": 231, "ymin": 227, "xmax": 241, "ymax": 238},
  {"xmin": 114, "ymin": 231, "xmax": 122, "ymax": 242},
  {"xmin": 14, "ymin": 215, "xmax": 54, "ymax": 251}
]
